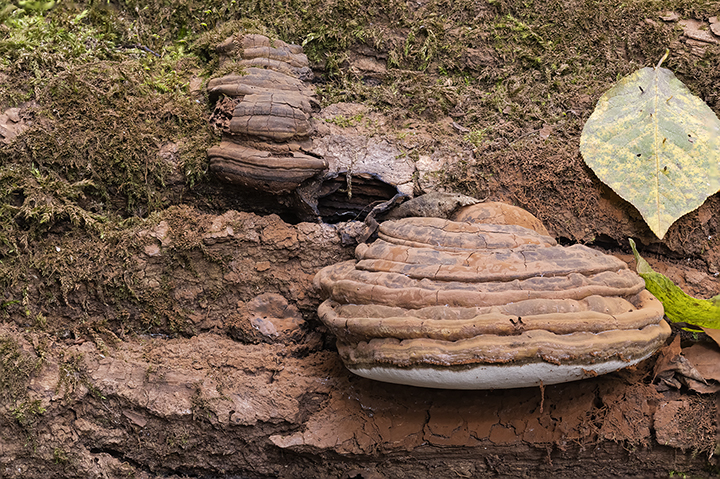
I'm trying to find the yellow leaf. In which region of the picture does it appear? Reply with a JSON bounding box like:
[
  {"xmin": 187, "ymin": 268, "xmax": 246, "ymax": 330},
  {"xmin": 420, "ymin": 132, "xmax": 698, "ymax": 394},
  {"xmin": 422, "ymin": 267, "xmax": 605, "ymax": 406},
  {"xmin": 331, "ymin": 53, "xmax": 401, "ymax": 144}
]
[{"xmin": 581, "ymin": 64, "xmax": 720, "ymax": 239}]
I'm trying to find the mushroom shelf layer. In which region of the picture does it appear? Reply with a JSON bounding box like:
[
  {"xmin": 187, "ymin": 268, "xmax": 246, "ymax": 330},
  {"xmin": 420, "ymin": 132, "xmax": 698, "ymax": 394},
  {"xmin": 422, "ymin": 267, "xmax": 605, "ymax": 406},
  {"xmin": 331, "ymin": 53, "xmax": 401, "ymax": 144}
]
[{"xmin": 314, "ymin": 213, "xmax": 670, "ymax": 389}]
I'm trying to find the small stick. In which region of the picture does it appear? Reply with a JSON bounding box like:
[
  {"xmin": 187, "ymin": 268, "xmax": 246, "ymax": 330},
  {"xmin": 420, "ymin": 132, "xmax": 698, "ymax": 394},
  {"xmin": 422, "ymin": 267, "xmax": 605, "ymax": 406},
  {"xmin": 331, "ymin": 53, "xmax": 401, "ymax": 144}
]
[
  {"xmin": 655, "ymin": 48, "xmax": 669, "ymax": 70},
  {"xmin": 122, "ymin": 43, "xmax": 161, "ymax": 58}
]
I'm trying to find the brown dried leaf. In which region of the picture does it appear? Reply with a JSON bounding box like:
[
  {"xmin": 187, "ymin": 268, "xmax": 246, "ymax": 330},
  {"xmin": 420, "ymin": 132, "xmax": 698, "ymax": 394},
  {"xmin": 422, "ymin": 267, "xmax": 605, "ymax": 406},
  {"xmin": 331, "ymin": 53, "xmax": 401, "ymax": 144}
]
[
  {"xmin": 653, "ymin": 335, "xmax": 682, "ymax": 382},
  {"xmin": 699, "ymin": 326, "xmax": 720, "ymax": 349},
  {"xmin": 653, "ymin": 335, "xmax": 711, "ymax": 392},
  {"xmin": 682, "ymin": 377, "xmax": 720, "ymax": 394},
  {"xmin": 681, "ymin": 342, "xmax": 720, "ymax": 383}
]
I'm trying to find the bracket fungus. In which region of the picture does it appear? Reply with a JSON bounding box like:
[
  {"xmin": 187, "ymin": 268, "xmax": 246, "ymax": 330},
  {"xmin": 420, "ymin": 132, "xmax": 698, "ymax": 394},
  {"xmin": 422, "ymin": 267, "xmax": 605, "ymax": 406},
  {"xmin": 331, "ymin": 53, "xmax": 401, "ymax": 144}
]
[
  {"xmin": 207, "ymin": 68, "xmax": 315, "ymax": 103},
  {"xmin": 209, "ymin": 144, "xmax": 327, "ymax": 193},
  {"xmin": 207, "ymin": 34, "xmax": 411, "ymax": 222},
  {"xmin": 207, "ymin": 34, "xmax": 327, "ymax": 195},
  {"xmin": 314, "ymin": 203, "xmax": 670, "ymax": 389},
  {"xmin": 216, "ymin": 33, "xmax": 312, "ymax": 79}
]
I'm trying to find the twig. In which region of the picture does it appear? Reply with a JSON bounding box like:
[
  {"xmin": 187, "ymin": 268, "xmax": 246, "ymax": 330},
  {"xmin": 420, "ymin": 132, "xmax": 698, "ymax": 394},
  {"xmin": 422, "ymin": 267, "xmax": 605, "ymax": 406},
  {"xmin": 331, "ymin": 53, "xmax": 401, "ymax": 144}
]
[
  {"xmin": 655, "ymin": 49, "xmax": 669, "ymax": 70},
  {"xmin": 120, "ymin": 43, "xmax": 161, "ymax": 58}
]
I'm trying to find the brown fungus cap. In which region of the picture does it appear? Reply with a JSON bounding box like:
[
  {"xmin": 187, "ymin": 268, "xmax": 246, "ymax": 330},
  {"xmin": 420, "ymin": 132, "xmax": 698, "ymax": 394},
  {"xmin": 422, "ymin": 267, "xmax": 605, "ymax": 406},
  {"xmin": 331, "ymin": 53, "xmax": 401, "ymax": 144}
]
[
  {"xmin": 207, "ymin": 68, "xmax": 314, "ymax": 101},
  {"xmin": 216, "ymin": 34, "xmax": 311, "ymax": 79},
  {"xmin": 452, "ymin": 201, "xmax": 550, "ymax": 236},
  {"xmin": 230, "ymin": 92, "xmax": 312, "ymax": 141},
  {"xmin": 314, "ymin": 204, "xmax": 669, "ymax": 389},
  {"xmin": 209, "ymin": 143, "xmax": 327, "ymax": 194}
]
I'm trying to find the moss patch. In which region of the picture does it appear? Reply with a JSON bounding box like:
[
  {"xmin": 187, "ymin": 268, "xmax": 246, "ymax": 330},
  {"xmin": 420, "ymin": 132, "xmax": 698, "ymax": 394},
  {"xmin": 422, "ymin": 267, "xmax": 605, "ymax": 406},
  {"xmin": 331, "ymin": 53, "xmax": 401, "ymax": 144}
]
[
  {"xmin": 0, "ymin": 335, "xmax": 44, "ymax": 426},
  {"xmin": 0, "ymin": 3, "xmax": 217, "ymax": 302}
]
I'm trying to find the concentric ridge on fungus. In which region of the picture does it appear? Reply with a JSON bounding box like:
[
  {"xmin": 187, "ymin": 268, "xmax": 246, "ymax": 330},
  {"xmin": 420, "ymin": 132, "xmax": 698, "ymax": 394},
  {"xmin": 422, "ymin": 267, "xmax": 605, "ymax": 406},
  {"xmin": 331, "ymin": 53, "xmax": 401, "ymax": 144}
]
[
  {"xmin": 208, "ymin": 144, "xmax": 326, "ymax": 192},
  {"xmin": 314, "ymin": 204, "xmax": 670, "ymax": 389},
  {"xmin": 207, "ymin": 68, "xmax": 314, "ymax": 100}
]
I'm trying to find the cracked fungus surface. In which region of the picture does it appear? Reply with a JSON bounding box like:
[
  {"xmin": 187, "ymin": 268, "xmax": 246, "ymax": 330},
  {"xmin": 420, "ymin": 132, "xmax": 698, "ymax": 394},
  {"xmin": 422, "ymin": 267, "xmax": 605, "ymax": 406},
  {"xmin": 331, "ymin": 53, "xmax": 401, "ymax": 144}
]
[{"xmin": 314, "ymin": 204, "xmax": 670, "ymax": 389}]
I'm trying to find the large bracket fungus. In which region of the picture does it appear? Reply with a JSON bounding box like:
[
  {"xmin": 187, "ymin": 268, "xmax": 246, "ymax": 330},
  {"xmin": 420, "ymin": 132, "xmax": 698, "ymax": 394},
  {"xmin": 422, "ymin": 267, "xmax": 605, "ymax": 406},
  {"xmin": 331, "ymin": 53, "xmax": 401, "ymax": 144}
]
[{"xmin": 314, "ymin": 203, "xmax": 670, "ymax": 389}]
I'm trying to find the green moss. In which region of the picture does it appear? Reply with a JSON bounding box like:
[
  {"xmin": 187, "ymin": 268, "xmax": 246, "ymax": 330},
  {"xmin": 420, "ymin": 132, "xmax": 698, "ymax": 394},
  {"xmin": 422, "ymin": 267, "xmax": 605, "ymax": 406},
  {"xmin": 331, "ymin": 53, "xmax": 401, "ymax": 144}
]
[
  {"xmin": 15, "ymin": 57, "xmax": 213, "ymax": 212},
  {"xmin": 0, "ymin": 5, "xmax": 216, "ymax": 265},
  {"xmin": 0, "ymin": 7, "xmax": 119, "ymax": 105},
  {"xmin": 53, "ymin": 447, "xmax": 69, "ymax": 465},
  {"xmin": 11, "ymin": 399, "xmax": 46, "ymax": 426},
  {"xmin": 324, "ymin": 113, "xmax": 364, "ymax": 127},
  {"xmin": 0, "ymin": 336, "xmax": 43, "ymax": 424}
]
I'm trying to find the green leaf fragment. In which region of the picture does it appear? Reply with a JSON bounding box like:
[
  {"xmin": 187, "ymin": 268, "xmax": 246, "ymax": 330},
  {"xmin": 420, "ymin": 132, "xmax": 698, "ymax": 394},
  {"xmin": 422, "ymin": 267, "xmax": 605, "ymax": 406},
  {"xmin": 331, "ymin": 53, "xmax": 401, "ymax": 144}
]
[
  {"xmin": 629, "ymin": 239, "xmax": 720, "ymax": 329},
  {"xmin": 581, "ymin": 66, "xmax": 720, "ymax": 239}
]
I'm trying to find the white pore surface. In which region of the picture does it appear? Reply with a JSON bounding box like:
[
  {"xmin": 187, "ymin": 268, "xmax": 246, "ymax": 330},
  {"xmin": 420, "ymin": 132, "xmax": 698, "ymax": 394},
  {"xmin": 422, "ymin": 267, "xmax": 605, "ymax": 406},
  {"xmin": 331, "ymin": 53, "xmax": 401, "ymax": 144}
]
[{"xmin": 349, "ymin": 353, "xmax": 653, "ymax": 390}]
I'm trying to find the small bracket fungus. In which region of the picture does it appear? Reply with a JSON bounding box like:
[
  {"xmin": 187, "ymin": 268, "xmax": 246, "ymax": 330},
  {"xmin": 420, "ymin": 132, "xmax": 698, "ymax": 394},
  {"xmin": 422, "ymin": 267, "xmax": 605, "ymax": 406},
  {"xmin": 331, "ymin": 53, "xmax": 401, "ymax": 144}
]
[
  {"xmin": 207, "ymin": 68, "xmax": 315, "ymax": 103},
  {"xmin": 230, "ymin": 92, "xmax": 313, "ymax": 141},
  {"xmin": 216, "ymin": 33, "xmax": 312, "ymax": 79},
  {"xmin": 206, "ymin": 34, "xmax": 410, "ymax": 223},
  {"xmin": 314, "ymin": 203, "xmax": 670, "ymax": 389},
  {"xmin": 208, "ymin": 144, "xmax": 327, "ymax": 193},
  {"xmin": 208, "ymin": 34, "xmax": 326, "ymax": 196}
]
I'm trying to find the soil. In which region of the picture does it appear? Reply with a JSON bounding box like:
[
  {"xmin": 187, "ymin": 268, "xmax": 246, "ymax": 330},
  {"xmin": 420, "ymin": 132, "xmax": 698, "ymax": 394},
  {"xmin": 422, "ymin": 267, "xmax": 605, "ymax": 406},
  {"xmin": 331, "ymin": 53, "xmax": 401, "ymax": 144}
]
[{"xmin": 1, "ymin": 1, "xmax": 720, "ymax": 478}]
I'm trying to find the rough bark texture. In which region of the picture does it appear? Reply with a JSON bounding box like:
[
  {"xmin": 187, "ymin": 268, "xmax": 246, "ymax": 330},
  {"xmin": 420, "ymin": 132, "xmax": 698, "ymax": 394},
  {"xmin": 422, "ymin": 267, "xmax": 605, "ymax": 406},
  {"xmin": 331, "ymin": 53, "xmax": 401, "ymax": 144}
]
[{"xmin": 0, "ymin": 210, "xmax": 718, "ymax": 478}]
